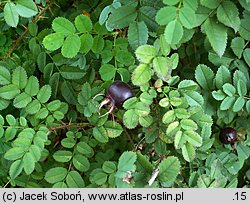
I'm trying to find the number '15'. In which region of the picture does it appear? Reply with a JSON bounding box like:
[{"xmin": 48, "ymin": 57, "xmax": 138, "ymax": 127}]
[{"xmin": 235, "ymin": 192, "xmax": 247, "ymax": 200}]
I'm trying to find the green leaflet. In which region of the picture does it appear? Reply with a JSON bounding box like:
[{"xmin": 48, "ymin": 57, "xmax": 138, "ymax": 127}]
[
  {"xmin": 132, "ymin": 64, "xmax": 152, "ymax": 86},
  {"xmin": 93, "ymin": 172, "xmax": 108, "ymax": 185},
  {"xmin": 43, "ymin": 33, "xmax": 64, "ymax": 51},
  {"xmin": 13, "ymin": 93, "xmax": 32, "ymax": 108},
  {"xmin": 215, "ymin": 66, "xmax": 232, "ymax": 89},
  {"xmin": 61, "ymin": 81, "xmax": 77, "ymax": 105},
  {"xmin": 66, "ymin": 171, "xmax": 85, "ymax": 188},
  {"xmin": 135, "ymin": 45, "xmax": 157, "ymax": 63},
  {"xmin": 153, "ymin": 57, "xmax": 172, "ymax": 81},
  {"xmin": 77, "ymin": 83, "xmax": 91, "ymax": 106},
  {"xmin": 4, "ymin": 2, "xmax": 19, "ymax": 27},
  {"xmin": 0, "ymin": 66, "xmax": 11, "ymax": 85},
  {"xmin": 232, "ymin": 97, "xmax": 245, "ymax": 112},
  {"xmin": 0, "ymin": 84, "xmax": 20, "ymax": 100},
  {"xmin": 23, "ymin": 152, "xmax": 35, "ymax": 174},
  {"xmin": 37, "ymin": 85, "xmax": 51, "ymax": 103},
  {"xmin": 61, "ymin": 34, "xmax": 81, "ymax": 58},
  {"xmin": 158, "ymin": 156, "xmax": 180, "ymax": 186},
  {"xmin": 4, "ymin": 147, "xmax": 25, "ymax": 160},
  {"xmin": 195, "ymin": 64, "xmax": 214, "ymax": 90},
  {"xmin": 155, "ymin": 6, "xmax": 177, "ymax": 26},
  {"xmin": 53, "ymin": 150, "xmax": 72, "ymax": 163},
  {"xmin": 106, "ymin": 4, "xmax": 137, "ymax": 30},
  {"xmin": 99, "ymin": 64, "xmax": 116, "ymax": 81},
  {"xmin": 80, "ymin": 34, "xmax": 93, "ymax": 54},
  {"xmin": 103, "ymin": 161, "xmax": 117, "ymax": 174},
  {"xmin": 200, "ymin": 0, "xmax": 220, "ymax": 9},
  {"xmin": 104, "ymin": 121, "xmax": 123, "ymax": 138},
  {"xmin": 91, "ymin": 35, "xmax": 104, "ymax": 54},
  {"xmin": 116, "ymin": 151, "xmax": 137, "ymax": 177},
  {"xmin": 25, "ymin": 76, "xmax": 39, "ymax": 96},
  {"xmin": 239, "ymin": 19, "xmax": 250, "ymax": 40},
  {"xmin": 26, "ymin": 99, "xmax": 41, "ymax": 114},
  {"xmin": 123, "ymin": 109, "xmax": 139, "ymax": 129},
  {"xmin": 217, "ymin": 1, "xmax": 240, "ymax": 32},
  {"xmin": 184, "ymin": 130, "xmax": 202, "ymax": 147},
  {"xmin": 179, "ymin": 6, "xmax": 197, "ymax": 29},
  {"xmin": 15, "ymin": 0, "xmax": 38, "ymax": 18},
  {"xmin": 128, "ymin": 21, "xmax": 148, "ymax": 50},
  {"xmin": 45, "ymin": 167, "xmax": 68, "ymax": 184},
  {"xmin": 182, "ymin": 142, "xmax": 195, "ymax": 162},
  {"xmin": 204, "ymin": 18, "xmax": 227, "ymax": 57},
  {"xmin": 52, "ymin": 17, "xmax": 75, "ymax": 36},
  {"xmin": 222, "ymin": 83, "xmax": 236, "ymax": 97},
  {"xmin": 60, "ymin": 66, "xmax": 85, "ymax": 80},
  {"xmin": 183, "ymin": 0, "xmax": 198, "ymax": 11},
  {"xmin": 73, "ymin": 154, "xmax": 90, "ymax": 172},
  {"xmin": 243, "ymin": 48, "xmax": 250, "ymax": 68},
  {"xmin": 37, "ymin": 52, "xmax": 46, "ymax": 73},
  {"xmin": 164, "ymin": 20, "xmax": 183, "ymax": 45},
  {"xmin": 9, "ymin": 159, "xmax": 24, "ymax": 179},
  {"xmin": 163, "ymin": 0, "xmax": 180, "ymax": 5},
  {"xmin": 12, "ymin": 67, "xmax": 27, "ymax": 90},
  {"xmin": 77, "ymin": 142, "xmax": 93, "ymax": 158},
  {"xmin": 75, "ymin": 14, "xmax": 92, "ymax": 33},
  {"xmin": 231, "ymin": 37, "xmax": 245, "ymax": 58},
  {"xmin": 93, "ymin": 126, "xmax": 109, "ymax": 143}
]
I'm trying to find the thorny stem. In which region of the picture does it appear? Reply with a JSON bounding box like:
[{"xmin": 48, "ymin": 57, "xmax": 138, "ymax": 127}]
[{"xmin": 49, "ymin": 122, "xmax": 91, "ymax": 132}]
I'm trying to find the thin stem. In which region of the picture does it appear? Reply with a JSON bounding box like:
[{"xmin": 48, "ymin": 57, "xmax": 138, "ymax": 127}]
[
  {"xmin": 134, "ymin": 136, "xmax": 145, "ymax": 151},
  {"xmin": 123, "ymin": 127, "xmax": 135, "ymax": 148},
  {"xmin": 49, "ymin": 122, "xmax": 91, "ymax": 132},
  {"xmin": 3, "ymin": 179, "xmax": 11, "ymax": 188}
]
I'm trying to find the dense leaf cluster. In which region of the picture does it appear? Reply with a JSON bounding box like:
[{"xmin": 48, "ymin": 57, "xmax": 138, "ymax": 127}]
[{"xmin": 0, "ymin": 0, "xmax": 250, "ymax": 188}]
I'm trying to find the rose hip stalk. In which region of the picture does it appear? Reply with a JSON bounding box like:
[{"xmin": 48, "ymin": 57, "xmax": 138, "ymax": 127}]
[{"xmin": 98, "ymin": 81, "xmax": 134, "ymax": 117}]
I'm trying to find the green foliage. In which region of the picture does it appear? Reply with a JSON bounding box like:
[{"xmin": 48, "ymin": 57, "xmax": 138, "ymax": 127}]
[
  {"xmin": 4, "ymin": 0, "xmax": 38, "ymax": 27},
  {"xmin": 0, "ymin": 0, "xmax": 250, "ymax": 189}
]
